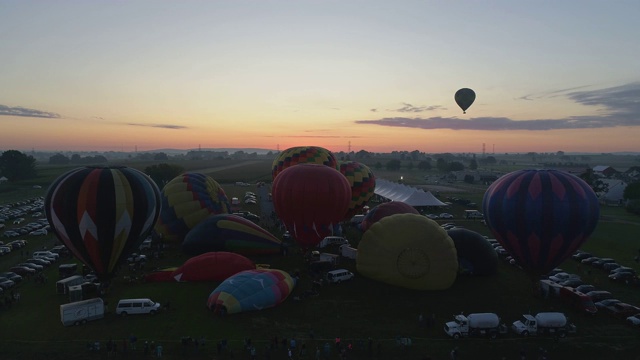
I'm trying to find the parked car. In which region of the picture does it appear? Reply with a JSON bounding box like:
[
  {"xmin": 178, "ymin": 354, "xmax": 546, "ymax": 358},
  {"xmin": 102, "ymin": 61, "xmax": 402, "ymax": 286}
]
[
  {"xmin": 585, "ymin": 290, "xmax": 614, "ymax": 302},
  {"xmin": 611, "ymin": 267, "xmax": 637, "ymax": 276},
  {"xmin": 595, "ymin": 298, "xmax": 621, "ymax": 310},
  {"xmin": 581, "ymin": 256, "xmax": 601, "ymax": 265},
  {"xmin": 626, "ymin": 313, "xmax": 640, "ymax": 327},
  {"xmin": 0, "ymin": 272, "xmax": 22, "ymax": 283},
  {"xmin": 549, "ymin": 272, "xmax": 580, "ymax": 283},
  {"xmin": 127, "ymin": 253, "xmax": 147, "ymax": 264},
  {"xmin": 18, "ymin": 262, "xmax": 43, "ymax": 271},
  {"xmin": 8, "ymin": 266, "xmax": 36, "ymax": 276},
  {"xmin": 0, "ymin": 277, "xmax": 16, "ymax": 290},
  {"xmin": 27, "ymin": 258, "xmax": 51, "ymax": 267},
  {"xmin": 604, "ymin": 303, "xmax": 640, "ymax": 319},
  {"xmin": 425, "ymin": 214, "xmax": 439, "ymax": 219},
  {"xmin": 575, "ymin": 285, "xmax": 596, "ymax": 294},
  {"xmin": 609, "ymin": 272, "xmax": 639, "ymax": 283},
  {"xmin": 560, "ymin": 279, "xmax": 584, "ymax": 288},
  {"xmin": 603, "ymin": 263, "xmax": 622, "ymax": 271},
  {"xmin": 592, "ymin": 258, "xmax": 616, "ymax": 268},
  {"xmin": 439, "ymin": 213, "xmax": 454, "ymax": 219}
]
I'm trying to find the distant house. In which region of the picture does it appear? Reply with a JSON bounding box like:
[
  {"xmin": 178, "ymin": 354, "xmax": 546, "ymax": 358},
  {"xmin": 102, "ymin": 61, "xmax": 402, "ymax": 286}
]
[
  {"xmin": 593, "ymin": 165, "xmax": 617, "ymax": 177},
  {"xmin": 598, "ymin": 179, "xmax": 627, "ymax": 206},
  {"xmin": 0, "ymin": 176, "xmax": 7, "ymax": 184}
]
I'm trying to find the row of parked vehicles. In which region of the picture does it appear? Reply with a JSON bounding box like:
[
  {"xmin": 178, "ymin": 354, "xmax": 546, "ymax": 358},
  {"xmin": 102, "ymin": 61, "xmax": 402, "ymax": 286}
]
[
  {"xmin": 540, "ymin": 252, "xmax": 640, "ymax": 327},
  {"xmin": 444, "ymin": 311, "xmax": 576, "ymax": 339}
]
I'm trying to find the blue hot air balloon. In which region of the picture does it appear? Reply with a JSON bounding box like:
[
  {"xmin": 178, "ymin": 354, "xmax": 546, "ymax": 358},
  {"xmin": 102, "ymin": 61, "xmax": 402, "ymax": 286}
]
[{"xmin": 482, "ymin": 169, "xmax": 599, "ymax": 277}]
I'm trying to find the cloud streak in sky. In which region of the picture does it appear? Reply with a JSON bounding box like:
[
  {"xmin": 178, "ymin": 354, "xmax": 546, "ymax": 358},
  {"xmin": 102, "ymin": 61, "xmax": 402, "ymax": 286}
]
[
  {"xmin": 0, "ymin": 105, "xmax": 61, "ymax": 118},
  {"xmin": 389, "ymin": 103, "xmax": 445, "ymax": 112},
  {"xmin": 127, "ymin": 123, "xmax": 187, "ymax": 129},
  {"xmin": 359, "ymin": 83, "xmax": 640, "ymax": 131}
]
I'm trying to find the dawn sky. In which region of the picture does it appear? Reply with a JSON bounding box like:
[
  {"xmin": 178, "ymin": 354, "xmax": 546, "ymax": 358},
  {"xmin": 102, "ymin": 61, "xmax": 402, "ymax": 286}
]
[{"xmin": 1, "ymin": 1, "xmax": 639, "ymax": 154}]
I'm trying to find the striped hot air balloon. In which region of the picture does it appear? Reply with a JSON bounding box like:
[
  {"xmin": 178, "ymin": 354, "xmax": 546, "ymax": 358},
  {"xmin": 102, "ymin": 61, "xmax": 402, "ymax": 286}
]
[
  {"xmin": 271, "ymin": 146, "xmax": 338, "ymax": 180},
  {"xmin": 45, "ymin": 166, "xmax": 160, "ymax": 281},
  {"xmin": 482, "ymin": 169, "xmax": 600, "ymax": 277}
]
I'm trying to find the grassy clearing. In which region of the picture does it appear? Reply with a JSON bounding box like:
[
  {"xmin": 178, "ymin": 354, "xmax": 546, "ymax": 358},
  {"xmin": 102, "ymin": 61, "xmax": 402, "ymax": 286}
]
[{"xmin": 1, "ymin": 161, "xmax": 640, "ymax": 359}]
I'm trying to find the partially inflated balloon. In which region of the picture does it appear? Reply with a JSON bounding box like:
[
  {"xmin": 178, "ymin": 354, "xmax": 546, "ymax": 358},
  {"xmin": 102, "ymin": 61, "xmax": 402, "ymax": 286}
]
[
  {"xmin": 272, "ymin": 164, "xmax": 351, "ymax": 248},
  {"xmin": 339, "ymin": 161, "xmax": 376, "ymax": 221},
  {"xmin": 182, "ymin": 214, "xmax": 282, "ymax": 256},
  {"xmin": 454, "ymin": 88, "xmax": 476, "ymax": 114},
  {"xmin": 207, "ymin": 269, "xmax": 296, "ymax": 314},
  {"xmin": 357, "ymin": 213, "xmax": 458, "ymax": 290},
  {"xmin": 45, "ymin": 166, "xmax": 161, "ymax": 281},
  {"xmin": 272, "ymin": 146, "xmax": 338, "ymax": 180},
  {"xmin": 172, "ymin": 252, "xmax": 255, "ymax": 282},
  {"xmin": 360, "ymin": 202, "xmax": 420, "ymax": 233},
  {"xmin": 447, "ymin": 228, "xmax": 498, "ymax": 276},
  {"xmin": 155, "ymin": 173, "xmax": 231, "ymax": 242},
  {"xmin": 482, "ymin": 169, "xmax": 599, "ymax": 277}
]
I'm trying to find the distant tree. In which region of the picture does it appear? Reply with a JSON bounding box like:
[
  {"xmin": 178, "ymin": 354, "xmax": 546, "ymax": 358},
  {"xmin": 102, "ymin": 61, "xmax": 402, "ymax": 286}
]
[
  {"xmin": 624, "ymin": 182, "xmax": 640, "ymax": 200},
  {"xmin": 410, "ymin": 150, "xmax": 420, "ymax": 161},
  {"xmin": 579, "ymin": 168, "xmax": 608, "ymax": 194},
  {"xmin": 385, "ymin": 159, "xmax": 401, "ymax": 171},
  {"xmin": 70, "ymin": 154, "xmax": 82, "ymax": 163},
  {"xmin": 417, "ymin": 161, "xmax": 431, "ymax": 170},
  {"xmin": 436, "ymin": 158, "xmax": 448, "ymax": 172},
  {"xmin": 154, "ymin": 152, "xmax": 169, "ymax": 161},
  {"xmin": 49, "ymin": 153, "xmax": 70, "ymax": 165},
  {"xmin": 449, "ymin": 162, "xmax": 465, "ymax": 171},
  {"xmin": 0, "ymin": 150, "xmax": 37, "ymax": 182},
  {"xmin": 464, "ymin": 174, "xmax": 475, "ymax": 184},
  {"xmin": 145, "ymin": 163, "xmax": 185, "ymax": 189},
  {"xmin": 469, "ymin": 158, "xmax": 478, "ymax": 170},
  {"xmin": 407, "ymin": 162, "xmax": 414, "ymax": 171},
  {"xmin": 374, "ymin": 162, "xmax": 382, "ymax": 170}
]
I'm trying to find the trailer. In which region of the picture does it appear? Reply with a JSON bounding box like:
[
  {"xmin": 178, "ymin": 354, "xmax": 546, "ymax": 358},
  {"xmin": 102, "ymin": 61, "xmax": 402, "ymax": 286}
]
[
  {"xmin": 339, "ymin": 245, "xmax": 357, "ymax": 260},
  {"xmin": 56, "ymin": 275, "xmax": 85, "ymax": 294},
  {"xmin": 60, "ymin": 298, "xmax": 104, "ymax": 326}
]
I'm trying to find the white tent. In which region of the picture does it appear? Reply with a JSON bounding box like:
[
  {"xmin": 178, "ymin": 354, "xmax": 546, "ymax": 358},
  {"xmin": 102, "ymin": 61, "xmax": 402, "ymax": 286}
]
[{"xmin": 374, "ymin": 179, "xmax": 447, "ymax": 206}]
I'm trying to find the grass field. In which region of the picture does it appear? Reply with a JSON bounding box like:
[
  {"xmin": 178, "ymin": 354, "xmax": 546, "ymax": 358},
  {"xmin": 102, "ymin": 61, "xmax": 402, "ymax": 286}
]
[{"xmin": 0, "ymin": 160, "xmax": 639, "ymax": 359}]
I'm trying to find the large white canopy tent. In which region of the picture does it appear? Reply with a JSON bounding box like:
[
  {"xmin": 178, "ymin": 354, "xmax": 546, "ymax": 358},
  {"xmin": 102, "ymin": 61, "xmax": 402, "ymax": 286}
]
[{"xmin": 374, "ymin": 179, "xmax": 448, "ymax": 207}]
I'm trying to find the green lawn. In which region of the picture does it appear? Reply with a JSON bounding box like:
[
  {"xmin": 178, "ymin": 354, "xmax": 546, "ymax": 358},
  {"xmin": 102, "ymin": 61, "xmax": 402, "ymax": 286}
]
[{"xmin": 1, "ymin": 161, "xmax": 640, "ymax": 359}]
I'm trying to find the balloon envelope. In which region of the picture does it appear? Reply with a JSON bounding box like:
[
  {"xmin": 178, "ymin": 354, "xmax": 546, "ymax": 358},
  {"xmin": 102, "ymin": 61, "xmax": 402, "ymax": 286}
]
[
  {"xmin": 45, "ymin": 166, "xmax": 161, "ymax": 281},
  {"xmin": 447, "ymin": 228, "xmax": 498, "ymax": 276},
  {"xmin": 155, "ymin": 173, "xmax": 231, "ymax": 242},
  {"xmin": 182, "ymin": 214, "xmax": 282, "ymax": 256},
  {"xmin": 207, "ymin": 269, "xmax": 296, "ymax": 314},
  {"xmin": 272, "ymin": 146, "xmax": 338, "ymax": 180},
  {"xmin": 172, "ymin": 252, "xmax": 255, "ymax": 282},
  {"xmin": 482, "ymin": 169, "xmax": 599, "ymax": 277},
  {"xmin": 338, "ymin": 161, "xmax": 376, "ymax": 221},
  {"xmin": 454, "ymin": 88, "xmax": 476, "ymax": 113},
  {"xmin": 272, "ymin": 164, "xmax": 351, "ymax": 248},
  {"xmin": 360, "ymin": 202, "xmax": 420, "ymax": 233},
  {"xmin": 357, "ymin": 213, "xmax": 458, "ymax": 290}
]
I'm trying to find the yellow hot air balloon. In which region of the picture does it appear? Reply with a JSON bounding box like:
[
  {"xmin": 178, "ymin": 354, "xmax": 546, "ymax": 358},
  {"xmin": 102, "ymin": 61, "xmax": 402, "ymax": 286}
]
[{"xmin": 356, "ymin": 213, "xmax": 458, "ymax": 290}]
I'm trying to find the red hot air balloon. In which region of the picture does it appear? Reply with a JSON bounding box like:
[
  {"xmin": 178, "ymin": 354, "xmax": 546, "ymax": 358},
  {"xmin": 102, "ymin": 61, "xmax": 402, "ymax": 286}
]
[
  {"xmin": 272, "ymin": 164, "xmax": 351, "ymax": 248},
  {"xmin": 360, "ymin": 202, "xmax": 420, "ymax": 233},
  {"xmin": 482, "ymin": 169, "xmax": 599, "ymax": 278},
  {"xmin": 45, "ymin": 166, "xmax": 161, "ymax": 282}
]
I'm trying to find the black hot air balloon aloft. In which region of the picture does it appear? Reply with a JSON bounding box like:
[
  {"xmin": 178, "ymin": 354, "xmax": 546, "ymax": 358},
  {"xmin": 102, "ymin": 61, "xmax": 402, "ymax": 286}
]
[{"xmin": 454, "ymin": 88, "xmax": 476, "ymax": 114}]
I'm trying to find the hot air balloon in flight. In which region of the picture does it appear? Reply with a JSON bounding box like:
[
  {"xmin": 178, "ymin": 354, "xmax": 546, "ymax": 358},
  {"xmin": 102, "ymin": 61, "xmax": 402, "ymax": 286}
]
[
  {"xmin": 482, "ymin": 169, "xmax": 599, "ymax": 278},
  {"xmin": 181, "ymin": 214, "xmax": 282, "ymax": 256},
  {"xmin": 207, "ymin": 269, "xmax": 296, "ymax": 315},
  {"xmin": 454, "ymin": 88, "xmax": 476, "ymax": 114},
  {"xmin": 356, "ymin": 213, "xmax": 458, "ymax": 290},
  {"xmin": 272, "ymin": 146, "xmax": 338, "ymax": 180},
  {"xmin": 338, "ymin": 161, "xmax": 376, "ymax": 221},
  {"xmin": 360, "ymin": 202, "xmax": 420, "ymax": 233},
  {"xmin": 272, "ymin": 163, "xmax": 351, "ymax": 248},
  {"xmin": 45, "ymin": 166, "xmax": 161, "ymax": 282},
  {"xmin": 154, "ymin": 173, "xmax": 231, "ymax": 242}
]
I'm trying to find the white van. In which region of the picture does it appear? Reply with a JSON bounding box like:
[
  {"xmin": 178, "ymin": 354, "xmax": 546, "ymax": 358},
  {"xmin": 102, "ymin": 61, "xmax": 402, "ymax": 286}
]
[
  {"xmin": 318, "ymin": 236, "xmax": 349, "ymax": 249},
  {"xmin": 325, "ymin": 269, "xmax": 354, "ymax": 284},
  {"xmin": 116, "ymin": 298, "xmax": 161, "ymax": 316}
]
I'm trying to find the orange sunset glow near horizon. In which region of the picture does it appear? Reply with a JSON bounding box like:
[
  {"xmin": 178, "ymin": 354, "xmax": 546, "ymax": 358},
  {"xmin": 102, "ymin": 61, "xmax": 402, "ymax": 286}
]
[{"xmin": 2, "ymin": 2, "xmax": 640, "ymax": 154}]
